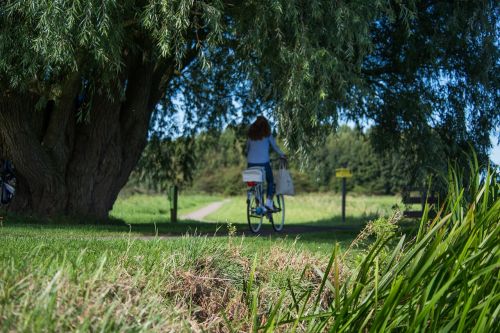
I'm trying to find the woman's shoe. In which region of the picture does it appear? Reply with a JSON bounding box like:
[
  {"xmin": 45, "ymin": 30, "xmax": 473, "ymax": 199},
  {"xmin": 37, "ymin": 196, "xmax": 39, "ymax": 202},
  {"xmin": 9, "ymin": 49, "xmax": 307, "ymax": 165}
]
[{"xmin": 265, "ymin": 199, "xmax": 276, "ymax": 211}]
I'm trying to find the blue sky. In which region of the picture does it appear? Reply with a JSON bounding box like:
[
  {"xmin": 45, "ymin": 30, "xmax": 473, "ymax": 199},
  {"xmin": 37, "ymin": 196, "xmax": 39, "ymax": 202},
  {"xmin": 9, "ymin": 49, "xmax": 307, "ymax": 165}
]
[{"xmin": 491, "ymin": 134, "xmax": 500, "ymax": 165}]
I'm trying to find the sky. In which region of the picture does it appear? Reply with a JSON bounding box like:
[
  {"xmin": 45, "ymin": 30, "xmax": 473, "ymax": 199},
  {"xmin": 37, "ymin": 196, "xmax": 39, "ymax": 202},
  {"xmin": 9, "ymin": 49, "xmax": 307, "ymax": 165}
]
[{"xmin": 490, "ymin": 134, "xmax": 500, "ymax": 165}]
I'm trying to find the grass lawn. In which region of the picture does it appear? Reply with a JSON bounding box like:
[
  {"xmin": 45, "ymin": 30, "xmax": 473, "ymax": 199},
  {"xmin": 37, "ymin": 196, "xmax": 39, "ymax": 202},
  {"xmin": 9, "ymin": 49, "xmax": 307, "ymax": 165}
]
[
  {"xmin": 0, "ymin": 193, "xmax": 225, "ymax": 239},
  {"xmin": 205, "ymin": 193, "xmax": 401, "ymax": 227},
  {"xmin": 1, "ymin": 192, "xmax": 382, "ymax": 252},
  {"xmin": 0, "ymin": 192, "xmax": 397, "ymax": 331},
  {"xmin": 1, "ymin": 164, "xmax": 496, "ymax": 332},
  {"xmin": 2, "ymin": 192, "xmax": 402, "ymax": 240},
  {"xmin": 110, "ymin": 193, "xmax": 222, "ymax": 224},
  {"xmin": 0, "ymin": 204, "xmax": 365, "ymax": 331}
]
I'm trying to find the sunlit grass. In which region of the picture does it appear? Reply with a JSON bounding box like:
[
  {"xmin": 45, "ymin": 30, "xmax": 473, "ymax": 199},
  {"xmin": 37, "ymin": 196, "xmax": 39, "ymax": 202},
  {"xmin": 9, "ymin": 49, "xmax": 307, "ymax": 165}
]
[
  {"xmin": 1, "ymin": 193, "xmax": 398, "ymax": 243},
  {"xmin": 110, "ymin": 193, "xmax": 222, "ymax": 224},
  {"xmin": 205, "ymin": 193, "xmax": 400, "ymax": 226}
]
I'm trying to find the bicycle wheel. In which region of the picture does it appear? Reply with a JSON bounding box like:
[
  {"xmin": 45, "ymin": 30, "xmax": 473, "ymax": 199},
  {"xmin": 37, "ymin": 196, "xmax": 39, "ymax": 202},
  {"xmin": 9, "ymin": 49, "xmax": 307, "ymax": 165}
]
[
  {"xmin": 271, "ymin": 194, "xmax": 285, "ymax": 232},
  {"xmin": 247, "ymin": 187, "xmax": 263, "ymax": 233},
  {"xmin": 0, "ymin": 174, "xmax": 16, "ymax": 205}
]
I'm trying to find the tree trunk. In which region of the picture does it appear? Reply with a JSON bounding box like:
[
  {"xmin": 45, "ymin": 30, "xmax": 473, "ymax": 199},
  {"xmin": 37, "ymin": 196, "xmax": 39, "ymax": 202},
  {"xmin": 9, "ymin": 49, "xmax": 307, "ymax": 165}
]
[{"xmin": 0, "ymin": 55, "xmax": 176, "ymax": 219}]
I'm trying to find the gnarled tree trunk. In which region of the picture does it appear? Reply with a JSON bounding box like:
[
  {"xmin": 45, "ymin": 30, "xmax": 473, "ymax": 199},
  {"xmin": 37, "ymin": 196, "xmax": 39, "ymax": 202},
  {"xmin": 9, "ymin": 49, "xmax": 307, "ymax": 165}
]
[{"xmin": 0, "ymin": 54, "xmax": 180, "ymax": 219}]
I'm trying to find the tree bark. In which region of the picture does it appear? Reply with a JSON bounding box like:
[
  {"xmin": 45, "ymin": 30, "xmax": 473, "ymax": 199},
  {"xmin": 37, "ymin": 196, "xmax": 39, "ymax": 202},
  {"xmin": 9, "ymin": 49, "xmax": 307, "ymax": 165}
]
[
  {"xmin": 0, "ymin": 54, "xmax": 177, "ymax": 219},
  {"xmin": 0, "ymin": 92, "xmax": 68, "ymax": 215}
]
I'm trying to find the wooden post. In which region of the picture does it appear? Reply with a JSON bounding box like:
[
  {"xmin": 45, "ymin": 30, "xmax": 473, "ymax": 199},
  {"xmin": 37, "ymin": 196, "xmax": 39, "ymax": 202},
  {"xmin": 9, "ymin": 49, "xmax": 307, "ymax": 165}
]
[
  {"xmin": 170, "ymin": 185, "xmax": 178, "ymax": 223},
  {"xmin": 342, "ymin": 177, "xmax": 346, "ymax": 224},
  {"xmin": 335, "ymin": 167, "xmax": 352, "ymax": 224}
]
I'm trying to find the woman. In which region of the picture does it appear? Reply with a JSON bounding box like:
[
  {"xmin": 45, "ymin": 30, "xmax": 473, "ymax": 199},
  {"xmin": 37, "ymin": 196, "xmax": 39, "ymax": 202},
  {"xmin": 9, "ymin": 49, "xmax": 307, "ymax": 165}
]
[{"xmin": 246, "ymin": 116, "xmax": 286, "ymax": 211}]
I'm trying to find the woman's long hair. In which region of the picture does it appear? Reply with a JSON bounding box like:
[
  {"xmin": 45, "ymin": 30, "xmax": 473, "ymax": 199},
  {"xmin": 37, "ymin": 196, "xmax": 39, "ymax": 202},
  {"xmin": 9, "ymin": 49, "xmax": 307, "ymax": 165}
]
[{"xmin": 248, "ymin": 116, "xmax": 271, "ymax": 140}]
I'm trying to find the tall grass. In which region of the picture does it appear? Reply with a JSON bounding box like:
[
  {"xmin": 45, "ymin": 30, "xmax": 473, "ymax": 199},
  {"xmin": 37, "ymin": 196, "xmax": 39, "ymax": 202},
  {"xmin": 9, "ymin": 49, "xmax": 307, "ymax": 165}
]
[
  {"xmin": 241, "ymin": 162, "xmax": 499, "ymax": 332},
  {"xmin": 0, "ymin": 234, "xmax": 347, "ymax": 332}
]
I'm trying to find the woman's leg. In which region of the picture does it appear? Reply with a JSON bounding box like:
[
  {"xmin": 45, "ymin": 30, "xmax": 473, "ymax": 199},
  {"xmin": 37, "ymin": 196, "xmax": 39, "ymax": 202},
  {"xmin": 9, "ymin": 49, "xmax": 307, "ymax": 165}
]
[
  {"xmin": 248, "ymin": 162, "xmax": 266, "ymax": 205},
  {"xmin": 264, "ymin": 162, "xmax": 274, "ymax": 199}
]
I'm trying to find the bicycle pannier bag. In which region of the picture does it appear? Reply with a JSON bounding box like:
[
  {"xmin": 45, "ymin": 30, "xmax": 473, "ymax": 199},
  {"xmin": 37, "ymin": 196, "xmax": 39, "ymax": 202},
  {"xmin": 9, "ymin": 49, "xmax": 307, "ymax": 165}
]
[
  {"xmin": 275, "ymin": 167, "xmax": 294, "ymax": 196},
  {"xmin": 242, "ymin": 167, "xmax": 265, "ymax": 183}
]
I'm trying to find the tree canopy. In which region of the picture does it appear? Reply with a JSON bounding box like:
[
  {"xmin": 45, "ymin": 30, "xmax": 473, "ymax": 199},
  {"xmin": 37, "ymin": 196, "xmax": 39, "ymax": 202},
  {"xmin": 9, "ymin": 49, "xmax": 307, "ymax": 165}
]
[{"xmin": 0, "ymin": 0, "xmax": 498, "ymax": 217}]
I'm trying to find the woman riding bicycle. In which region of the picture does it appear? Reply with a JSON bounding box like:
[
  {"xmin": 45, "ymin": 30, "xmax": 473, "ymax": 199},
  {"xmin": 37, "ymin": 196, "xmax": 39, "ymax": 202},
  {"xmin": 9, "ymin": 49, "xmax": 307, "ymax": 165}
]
[{"xmin": 246, "ymin": 116, "xmax": 286, "ymax": 211}]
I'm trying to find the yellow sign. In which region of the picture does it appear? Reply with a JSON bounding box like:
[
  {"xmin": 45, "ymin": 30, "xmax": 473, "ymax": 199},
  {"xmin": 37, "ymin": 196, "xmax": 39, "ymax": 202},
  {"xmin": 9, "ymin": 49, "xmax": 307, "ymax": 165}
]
[{"xmin": 335, "ymin": 168, "xmax": 352, "ymax": 178}]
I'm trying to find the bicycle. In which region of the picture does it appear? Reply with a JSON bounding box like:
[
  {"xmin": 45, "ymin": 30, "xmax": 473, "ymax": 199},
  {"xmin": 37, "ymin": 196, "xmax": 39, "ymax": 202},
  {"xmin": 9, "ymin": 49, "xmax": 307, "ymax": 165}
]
[
  {"xmin": 0, "ymin": 160, "xmax": 16, "ymax": 205},
  {"xmin": 243, "ymin": 158, "xmax": 286, "ymax": 233}
]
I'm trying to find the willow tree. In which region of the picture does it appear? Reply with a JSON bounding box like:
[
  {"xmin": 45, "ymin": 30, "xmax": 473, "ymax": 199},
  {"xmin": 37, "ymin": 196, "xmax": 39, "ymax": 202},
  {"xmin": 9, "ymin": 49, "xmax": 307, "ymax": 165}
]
[{"xmin": 0, "ymin": 0, "xmax": 498, "ymax": 218}]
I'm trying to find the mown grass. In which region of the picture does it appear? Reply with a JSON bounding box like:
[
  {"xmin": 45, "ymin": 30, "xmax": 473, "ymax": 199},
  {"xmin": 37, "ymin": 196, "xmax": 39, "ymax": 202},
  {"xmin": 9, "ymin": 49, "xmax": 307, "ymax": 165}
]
[
  {"xmin": 0, "ymin": 222, "xmax": 359, "ymax": 255},
  {"xmin": 110, "ymin": 193, "xmax": 222, "ymax": 224},
  {"xmin": 1, "ymin": 193, "xmax": 226, "ymax": 238},
  {"xmin": 2, "ymin": 192, "xmax": 397, "ymax": 239},
  {"xmin": 206, "ymin": 193, "xmax": 400, "ymax": 227},
  {"xmin": 1, "ymin": 191, "xmax": 375, "ymax": 263}
]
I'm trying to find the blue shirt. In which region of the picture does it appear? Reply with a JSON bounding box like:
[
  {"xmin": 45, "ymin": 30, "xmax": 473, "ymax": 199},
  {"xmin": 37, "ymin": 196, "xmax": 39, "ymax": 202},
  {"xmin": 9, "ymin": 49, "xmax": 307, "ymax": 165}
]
[{"xmin": 246, "ymin": 135, "xmax": 284, "ymax": 164}]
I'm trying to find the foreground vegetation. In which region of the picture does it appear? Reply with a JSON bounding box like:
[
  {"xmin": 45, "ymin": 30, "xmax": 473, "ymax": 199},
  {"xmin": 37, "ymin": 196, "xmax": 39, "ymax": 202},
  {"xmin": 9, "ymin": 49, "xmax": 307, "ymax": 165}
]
[
  {"xmin": 0, "ymin": 222, "xmax": 361, "ymax": 331},
  {"xmin": 0, "ymin": 163, "xmax": 498, "ymax": 331},
  {"xmin": 241, "ymin": 164, "xmax": 499, "ymax": 332}
]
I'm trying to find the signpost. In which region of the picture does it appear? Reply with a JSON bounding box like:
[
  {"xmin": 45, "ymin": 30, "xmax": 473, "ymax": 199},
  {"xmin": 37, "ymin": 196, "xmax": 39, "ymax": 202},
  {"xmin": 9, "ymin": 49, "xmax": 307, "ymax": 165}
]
[{"xmin": 335, "ymin": 168, "xmax": 352, "ymax": 223}]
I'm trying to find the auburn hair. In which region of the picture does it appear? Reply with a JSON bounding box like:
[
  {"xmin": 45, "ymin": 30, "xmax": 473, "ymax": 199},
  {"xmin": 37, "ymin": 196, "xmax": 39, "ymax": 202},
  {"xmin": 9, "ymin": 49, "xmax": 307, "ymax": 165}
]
[{"xmin": 248, "ymin": 116, "xmax": 271, "ymax": 140}]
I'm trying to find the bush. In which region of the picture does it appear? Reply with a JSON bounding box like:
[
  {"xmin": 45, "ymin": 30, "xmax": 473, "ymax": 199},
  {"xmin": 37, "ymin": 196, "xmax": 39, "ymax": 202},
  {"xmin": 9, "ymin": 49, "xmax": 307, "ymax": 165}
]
[{"xmin": 191, "ymin": 166, "xmax": 245, "ymax": 196}]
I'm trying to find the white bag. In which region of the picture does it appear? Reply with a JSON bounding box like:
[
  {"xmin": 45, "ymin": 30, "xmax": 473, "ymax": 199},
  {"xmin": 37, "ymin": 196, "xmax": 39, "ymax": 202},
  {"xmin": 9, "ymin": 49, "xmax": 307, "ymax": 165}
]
[
  {"xmin": 242, "ymin": 167, "xmax": 265, "ymax": 183},
  {"xmin": 275, "ymin": 167, "xmax": 294, "ymax": 196}
]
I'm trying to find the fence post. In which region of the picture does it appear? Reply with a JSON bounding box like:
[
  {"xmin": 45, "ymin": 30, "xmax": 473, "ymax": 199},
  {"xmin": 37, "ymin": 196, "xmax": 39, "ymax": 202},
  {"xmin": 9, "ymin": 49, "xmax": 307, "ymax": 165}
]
[
  {"xmin": 335, "ymin": 167, "xmax": 352, "ymax": 224},
  {"xmin": 170, "ymin": 185, "xmax": 178, "ymax": 223}
]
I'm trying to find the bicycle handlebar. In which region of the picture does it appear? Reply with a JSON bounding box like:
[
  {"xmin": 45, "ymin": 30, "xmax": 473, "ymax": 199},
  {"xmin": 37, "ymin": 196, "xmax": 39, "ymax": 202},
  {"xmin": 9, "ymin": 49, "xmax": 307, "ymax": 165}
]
[{"xmin": 270, "ymin": 156, "xmax": 289, "ymax": 168}]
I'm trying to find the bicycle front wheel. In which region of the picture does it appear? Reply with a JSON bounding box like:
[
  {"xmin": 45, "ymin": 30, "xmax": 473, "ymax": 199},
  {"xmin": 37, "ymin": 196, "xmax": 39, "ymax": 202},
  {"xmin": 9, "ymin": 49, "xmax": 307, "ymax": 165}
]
[
  {"xmin": 271, "ymin": 194, "xmax": 285, "ymax": 232},
  {"xmin": 247, "ymin": 189, "xmax": 263, "ymax": 233}
]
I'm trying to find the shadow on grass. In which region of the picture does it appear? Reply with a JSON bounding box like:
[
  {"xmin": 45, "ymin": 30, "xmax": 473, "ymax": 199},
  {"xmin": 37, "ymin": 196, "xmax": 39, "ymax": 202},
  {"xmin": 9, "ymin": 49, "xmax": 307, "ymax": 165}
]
[
  {"xmin": 1, "ymin": 211, "xmax": 244, "ymax": 236},
  {"xmin": 292, "ymin": 215, "xmax": 378, "ymax": 227},
  {"xmin": 1, "ymin": 211, "xmax": 419, "ymax": 242}
]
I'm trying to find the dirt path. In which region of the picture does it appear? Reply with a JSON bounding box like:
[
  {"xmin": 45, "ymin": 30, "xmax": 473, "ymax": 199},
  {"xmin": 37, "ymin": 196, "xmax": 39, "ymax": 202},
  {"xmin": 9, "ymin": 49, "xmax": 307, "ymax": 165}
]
[{"xmin": 181, "ymin": 199, "xmax": 231, "ymax": 221}]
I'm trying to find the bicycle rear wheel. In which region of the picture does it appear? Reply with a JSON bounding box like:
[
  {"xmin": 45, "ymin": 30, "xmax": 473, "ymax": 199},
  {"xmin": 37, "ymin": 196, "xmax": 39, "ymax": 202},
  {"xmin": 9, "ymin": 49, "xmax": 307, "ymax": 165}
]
[
  {"xmin": 271, "ymin": 194, "xmax": 285, "ymax": 232},
  {"xmin": 247, "ymin": 188, "xmax": 263, "ymax": 233}
]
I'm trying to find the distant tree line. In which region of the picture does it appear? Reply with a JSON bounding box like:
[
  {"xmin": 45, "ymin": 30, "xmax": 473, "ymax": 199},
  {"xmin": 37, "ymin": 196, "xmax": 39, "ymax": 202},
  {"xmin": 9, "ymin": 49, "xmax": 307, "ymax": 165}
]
[{"xmin": 126, "ymin": 125, "xmax": 444, "ymax": 196}]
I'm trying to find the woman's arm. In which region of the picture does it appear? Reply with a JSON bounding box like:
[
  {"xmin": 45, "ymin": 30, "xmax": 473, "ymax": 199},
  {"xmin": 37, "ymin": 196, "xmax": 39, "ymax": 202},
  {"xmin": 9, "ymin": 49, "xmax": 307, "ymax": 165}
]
[{"xmin": 269, "ymin": 136, "xmax": 285, "ymax": 156}]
